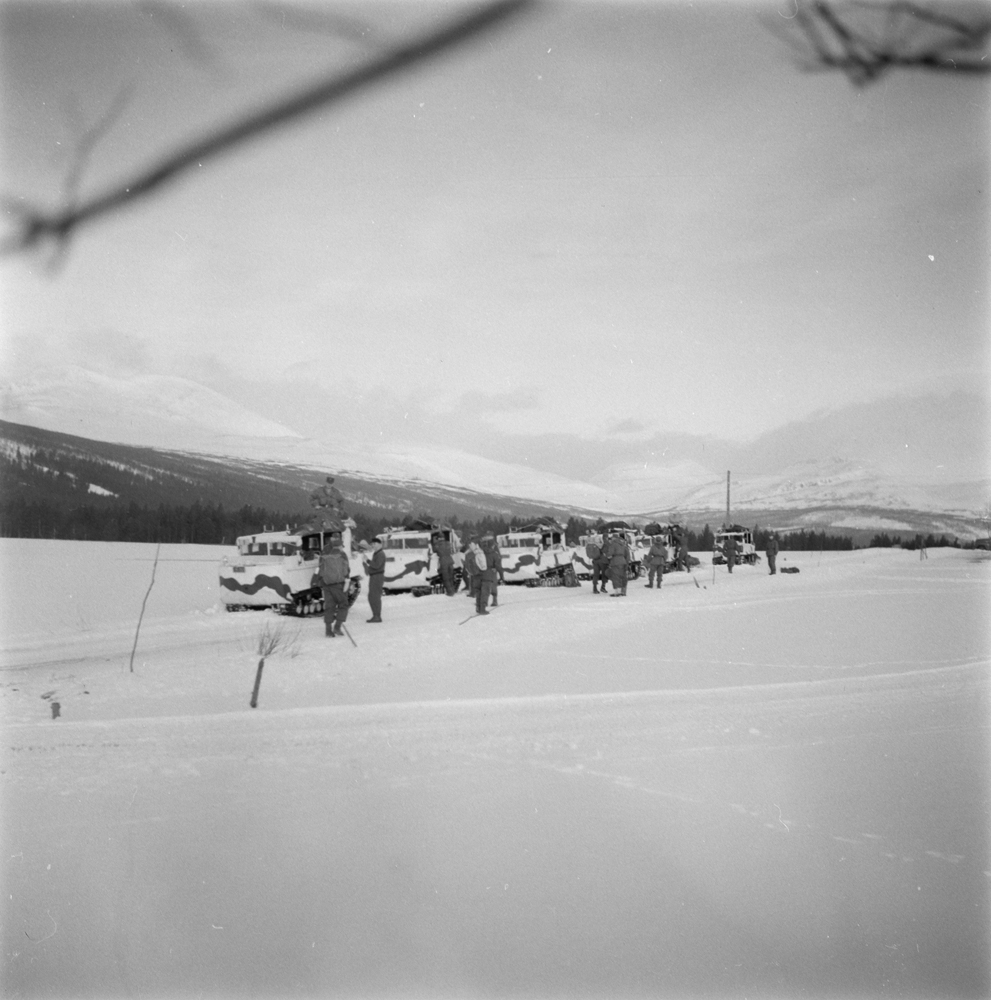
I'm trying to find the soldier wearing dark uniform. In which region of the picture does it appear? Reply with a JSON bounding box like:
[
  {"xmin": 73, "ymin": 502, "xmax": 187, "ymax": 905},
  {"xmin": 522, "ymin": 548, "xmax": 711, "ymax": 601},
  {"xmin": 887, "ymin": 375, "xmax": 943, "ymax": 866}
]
[
  {"xmin": 604, "ymin": 533, "xmax": 630, "ymax": 596},
  {"xmin": 318, "ymin": 531, "xmax": 351, "ymax": 637},
  {"xmin": 586, "ymin": 535, "xmax": 606, "ymax": 594},
  {"xmin": 310, "ymin": 476, "xmax": 345, "ymax": 514},
  {"xmin": 724, "ymin": 534, "xmax": 739, "ymax": 573},
  {"xmin": 481, "ymin": 534, "xmax": 503, "ymax": 608},
  {"xmin": 765, "ymin": 532, "xmax": 779, "ymax": 575},
  {"xmin": 646, "ymin": 537, "xmax": 667, "ymax": 588},
  {"xmin": 364, "ymin": 537, "xmax": 385, "ymax": 621},
  {"xmin": 469, "ymin": 540, "xmax": 491, "ymax": 614},
  {"xmin": 432, "ymin": 533, "xmax": 456, "ymax": 596},
  {"xmin": 461, "ymin": 542, "xmax": 477, "ymax": 596}
]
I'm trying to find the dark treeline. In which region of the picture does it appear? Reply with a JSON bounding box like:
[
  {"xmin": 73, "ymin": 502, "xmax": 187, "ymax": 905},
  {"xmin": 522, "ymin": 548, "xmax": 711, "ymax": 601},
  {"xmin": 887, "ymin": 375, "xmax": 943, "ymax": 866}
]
[
  {"xmin": 3, "ymin": 498, "xmax": 860, "ymax": 551},
  {"xmin": 757, "ymin": 528, "xmax": 854, "ymax": 551},
  {"xmin": 870, "ymin": 532, "xmax": 959, "ymax": 549},
  {"xmin": 0, "ymin": 499, "xmax": 307, "ymax": 544}
]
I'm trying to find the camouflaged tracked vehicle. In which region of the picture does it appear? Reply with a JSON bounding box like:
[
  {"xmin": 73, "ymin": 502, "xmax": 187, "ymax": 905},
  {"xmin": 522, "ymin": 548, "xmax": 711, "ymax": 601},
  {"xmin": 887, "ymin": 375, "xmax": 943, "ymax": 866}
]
[
  {"xmin": 379, "ymin": 521, "xmax": 463, "ymax": 595},
  {"xmin": 219, "ymin": 515, "xmax": 364, "ymax": 615},
  {"xmin": 496, "ymin": 518, "xmax": 579, "ymax": 586}
]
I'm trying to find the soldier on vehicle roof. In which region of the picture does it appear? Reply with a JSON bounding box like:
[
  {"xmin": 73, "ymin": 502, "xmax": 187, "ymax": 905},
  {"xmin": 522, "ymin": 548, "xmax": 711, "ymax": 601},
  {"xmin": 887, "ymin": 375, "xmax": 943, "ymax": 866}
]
[{"xmin": 310, "ymin": 476, "xmax": 345, "ymax": 514}]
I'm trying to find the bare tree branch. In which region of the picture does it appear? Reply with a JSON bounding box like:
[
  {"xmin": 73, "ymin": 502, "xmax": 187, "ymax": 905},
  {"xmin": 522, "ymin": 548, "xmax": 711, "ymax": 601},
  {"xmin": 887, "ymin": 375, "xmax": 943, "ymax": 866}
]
[
  {"xmin": 768, "ymin": 0, "xmax": 991, "ymax": 85},
  {"xmin": 250, "ymin": 2, "xmax": 385, "ymax": 48},
  {"xmin": 63, "ymin": 84, "xmax": 135, "ymax": 208},
  {"xmin": 137, "ymin": 0, "xmax": 227, "ymax": 76},
  {"xmin": 1, "ymin": 0, "xmax": 533, "ymax": 258}
]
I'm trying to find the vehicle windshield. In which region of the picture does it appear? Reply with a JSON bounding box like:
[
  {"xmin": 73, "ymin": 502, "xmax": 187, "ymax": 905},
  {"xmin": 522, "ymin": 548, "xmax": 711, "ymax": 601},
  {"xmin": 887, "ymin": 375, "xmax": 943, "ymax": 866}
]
[{"xmin": 384, "ymin": 537, "xmax": 430, "ymax": 550}]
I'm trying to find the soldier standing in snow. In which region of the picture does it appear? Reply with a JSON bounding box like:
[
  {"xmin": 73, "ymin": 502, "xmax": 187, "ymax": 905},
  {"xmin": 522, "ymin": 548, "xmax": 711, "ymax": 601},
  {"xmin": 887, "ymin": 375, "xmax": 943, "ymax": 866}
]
[
  {"xmin": 318, "ymin": 531, "xmax": 351, "ymax": 637},
  {"xmin": 432, "ymin": 533, "xmax": 456, "ymax": 596},
  {"xmin": 765, "ymin": 532, "xmax": 779, "ymax": 575},
  {"xmin": 586, "ymin": 535, "xmax": 606, "ymax": 594},
  {"xmin": 481, "ymin": 534, "xmax": 503, "ymax": 607},
  {"xmin": 363, "ymin": 537, "xmax": 385, "ymax": 622},
  {"xmin": 469, "ymin": 540, "xmax": 491, "ymax": 615},
  {"xmin": 596, "ymin": 534, "xmax": 612, "ymax": 593},
  {"xmin": 646, "ymin": 536, "xmax": 667, "ymax": 588},
  {"xmin": 724, "ymin": 534, "xmax": 739, "ymax": 573},
  {"xmin": 604, "ymin": 532, "xmax": 630, "ymax": 596},
  {"xmin": 461, "ymin": 541, "xmax": 477, "ymax": 595}
]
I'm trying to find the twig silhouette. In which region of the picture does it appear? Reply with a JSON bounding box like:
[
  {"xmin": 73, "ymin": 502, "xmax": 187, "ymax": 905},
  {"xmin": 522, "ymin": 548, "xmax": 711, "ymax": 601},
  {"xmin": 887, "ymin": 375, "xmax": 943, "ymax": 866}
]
[
  {"xmin": 250, "ymin": 619, "xmax": 301, "ymax": 708},
  {"xmin": 129, "ymin": 542, "xmax": 161, "ymax": 673},
  {"xmin": 767, "ymin": 0, "xmax": 991, "ymax": 85},
  {"xmin": 1, "ymin": 0, "xmax": 532, "ymax": 258}
]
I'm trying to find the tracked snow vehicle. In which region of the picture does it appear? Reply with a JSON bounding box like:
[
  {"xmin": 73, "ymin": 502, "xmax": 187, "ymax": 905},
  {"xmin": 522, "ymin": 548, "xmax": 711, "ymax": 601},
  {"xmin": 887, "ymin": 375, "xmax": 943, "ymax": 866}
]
[
  {"xmin": 496, "ymin": 518, "xmax": 579, "ymax": 586},
  {"xmin": 713, "ymin": 524, "xmax": 759, "ymax": 565},
  {"xmin": 380, "ymin": 521, "xmax": 463, "ymax": 595},
  {"xmin": 219, "ymin": 517, "xmax": 364, "ymax": 615},
  {"xmin": 572, "ymin": 533, "xmax": 601, "ymax": 580}
]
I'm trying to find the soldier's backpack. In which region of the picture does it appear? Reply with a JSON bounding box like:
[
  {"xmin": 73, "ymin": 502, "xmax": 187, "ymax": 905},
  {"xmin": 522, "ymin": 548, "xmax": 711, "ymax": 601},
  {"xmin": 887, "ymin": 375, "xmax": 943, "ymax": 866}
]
[{"xmin": 318, "ymin": 549, "xmax": 351, "ymax": 586}]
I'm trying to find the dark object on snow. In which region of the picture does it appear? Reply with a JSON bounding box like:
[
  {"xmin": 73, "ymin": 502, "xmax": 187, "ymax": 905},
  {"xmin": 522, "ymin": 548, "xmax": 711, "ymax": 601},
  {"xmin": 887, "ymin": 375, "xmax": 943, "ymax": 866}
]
[
  {"xmin": 250, "ymin": 659, "xmax": 265, "ymax": 708},
  {"xmin": 781, "ymin": 566, "xmax": 800, "ymax": 574},
  {"xmin": 51, "ymin": 701, "xmax": 60, "ymax": 720}
]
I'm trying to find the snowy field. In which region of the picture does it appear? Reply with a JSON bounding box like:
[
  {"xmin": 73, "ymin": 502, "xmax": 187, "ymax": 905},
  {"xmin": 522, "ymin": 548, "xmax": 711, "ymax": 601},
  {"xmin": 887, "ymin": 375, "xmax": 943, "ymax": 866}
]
[{"xmin": 1, "ymin": 539, "xmax": 989, "ymax": 998}]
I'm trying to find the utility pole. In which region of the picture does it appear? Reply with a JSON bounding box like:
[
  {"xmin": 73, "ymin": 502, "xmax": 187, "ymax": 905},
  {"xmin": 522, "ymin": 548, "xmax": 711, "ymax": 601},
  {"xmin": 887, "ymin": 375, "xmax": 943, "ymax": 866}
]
[{"xmin": 726, "ymin": 470, "xmax": 731, "ymax": 525}]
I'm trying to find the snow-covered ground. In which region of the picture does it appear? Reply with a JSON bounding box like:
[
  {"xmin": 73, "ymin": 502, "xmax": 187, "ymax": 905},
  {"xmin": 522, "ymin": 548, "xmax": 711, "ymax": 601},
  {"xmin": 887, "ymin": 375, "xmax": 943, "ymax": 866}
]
[{"xmin": 2, "ymin": 541, "xmax": 989, "ymax": 997}]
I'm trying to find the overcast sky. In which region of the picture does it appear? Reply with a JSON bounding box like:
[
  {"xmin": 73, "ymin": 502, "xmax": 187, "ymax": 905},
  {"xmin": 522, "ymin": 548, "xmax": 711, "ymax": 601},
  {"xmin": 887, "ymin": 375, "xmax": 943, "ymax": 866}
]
[{"xmin": 1, "ymin": 0, "xmax": 988, "ymax": 479}]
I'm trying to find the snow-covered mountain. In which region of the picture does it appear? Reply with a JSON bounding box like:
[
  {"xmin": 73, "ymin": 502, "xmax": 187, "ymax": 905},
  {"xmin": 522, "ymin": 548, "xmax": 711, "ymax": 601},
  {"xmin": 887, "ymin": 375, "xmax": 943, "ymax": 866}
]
[
  {"xmin": 0, "ymin": 366, "xmax": 304, "ymax": 444},
  {"xmin": 645, "ymin": 459, "xmax": 987, "ymax": 518},
  {"xmin": 2, "ymin": 365, "xmax": 987, "ymax": 529},
  {"xmin": 0, "ymin": 366, "xmax": 630, "ymax": 512}
]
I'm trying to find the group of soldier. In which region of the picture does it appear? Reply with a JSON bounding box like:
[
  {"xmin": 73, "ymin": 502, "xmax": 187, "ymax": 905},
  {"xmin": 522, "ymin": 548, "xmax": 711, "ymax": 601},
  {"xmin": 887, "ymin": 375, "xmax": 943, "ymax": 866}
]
[
  {"xmin": 583, "ymin": 529, "xmax": 692, "ymax": 596},
  {"xmin": 416, "ymin": 531, "xmax": 503, "ymax": 613},
  {"xmin": 308, "ymin": 476, "xmax": 783, "ymax": 637}
]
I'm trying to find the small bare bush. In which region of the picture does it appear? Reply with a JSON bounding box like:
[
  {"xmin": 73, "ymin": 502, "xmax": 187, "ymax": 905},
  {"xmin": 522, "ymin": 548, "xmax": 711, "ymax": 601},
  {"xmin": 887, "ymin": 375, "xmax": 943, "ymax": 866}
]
[{"xmin": 250, "ymin": 619, "xmax": 302, "ymax": 708}]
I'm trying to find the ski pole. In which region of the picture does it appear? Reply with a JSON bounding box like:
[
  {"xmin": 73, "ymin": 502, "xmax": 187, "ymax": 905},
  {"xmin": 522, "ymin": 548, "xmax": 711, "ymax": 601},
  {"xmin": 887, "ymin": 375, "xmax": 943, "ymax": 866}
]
[
  {"xmin": 342, "ymin": 624, "xmax": 357, "ymax": 647},
  {"xmin": 458, "ymin": 613, "xmax": 479, "ymax": 625}
]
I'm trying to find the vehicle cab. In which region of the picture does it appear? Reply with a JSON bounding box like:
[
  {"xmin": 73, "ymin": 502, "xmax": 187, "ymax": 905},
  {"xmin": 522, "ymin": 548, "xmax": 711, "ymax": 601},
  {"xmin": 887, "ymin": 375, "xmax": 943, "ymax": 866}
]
[
  {"xmin": 379, "ymin": 520, "xmax": 462, "ymax": 593},
  {"xmin": 219, "ymin": 518, "xmax": 364, "ymax": 613},
  {"xmin": 497, "ymin": 519, "xmax": 577, "ymax": 585},
  {"xmin": 713, "ymin": 524, "xmax": 758, "ymax": 565}
]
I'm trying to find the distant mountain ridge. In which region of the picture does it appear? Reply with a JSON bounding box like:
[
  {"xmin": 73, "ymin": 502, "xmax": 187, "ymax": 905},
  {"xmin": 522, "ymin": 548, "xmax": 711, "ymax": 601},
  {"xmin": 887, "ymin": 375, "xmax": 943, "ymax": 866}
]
[
  {"xmin": 0, "ymin": 420, "xmax": 987, "ymax": 540},
  {"xmin": 4, "ymin": 363, "xmax": 988, "ymax": 501},
  {"xmin": 0, "ymin": 420, "xmax": 606, "ymax": 524}
]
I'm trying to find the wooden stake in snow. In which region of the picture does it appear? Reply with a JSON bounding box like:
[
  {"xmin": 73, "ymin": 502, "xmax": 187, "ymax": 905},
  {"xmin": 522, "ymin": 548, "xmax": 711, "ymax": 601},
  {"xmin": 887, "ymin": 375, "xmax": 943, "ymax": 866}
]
[
  {"xmin": 250, "ymin": 621, "xmax": 298, "ymax": 708},
  {"xmin": 129, "ymin": 542, "xmax": 161, "ymax": 673}
]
